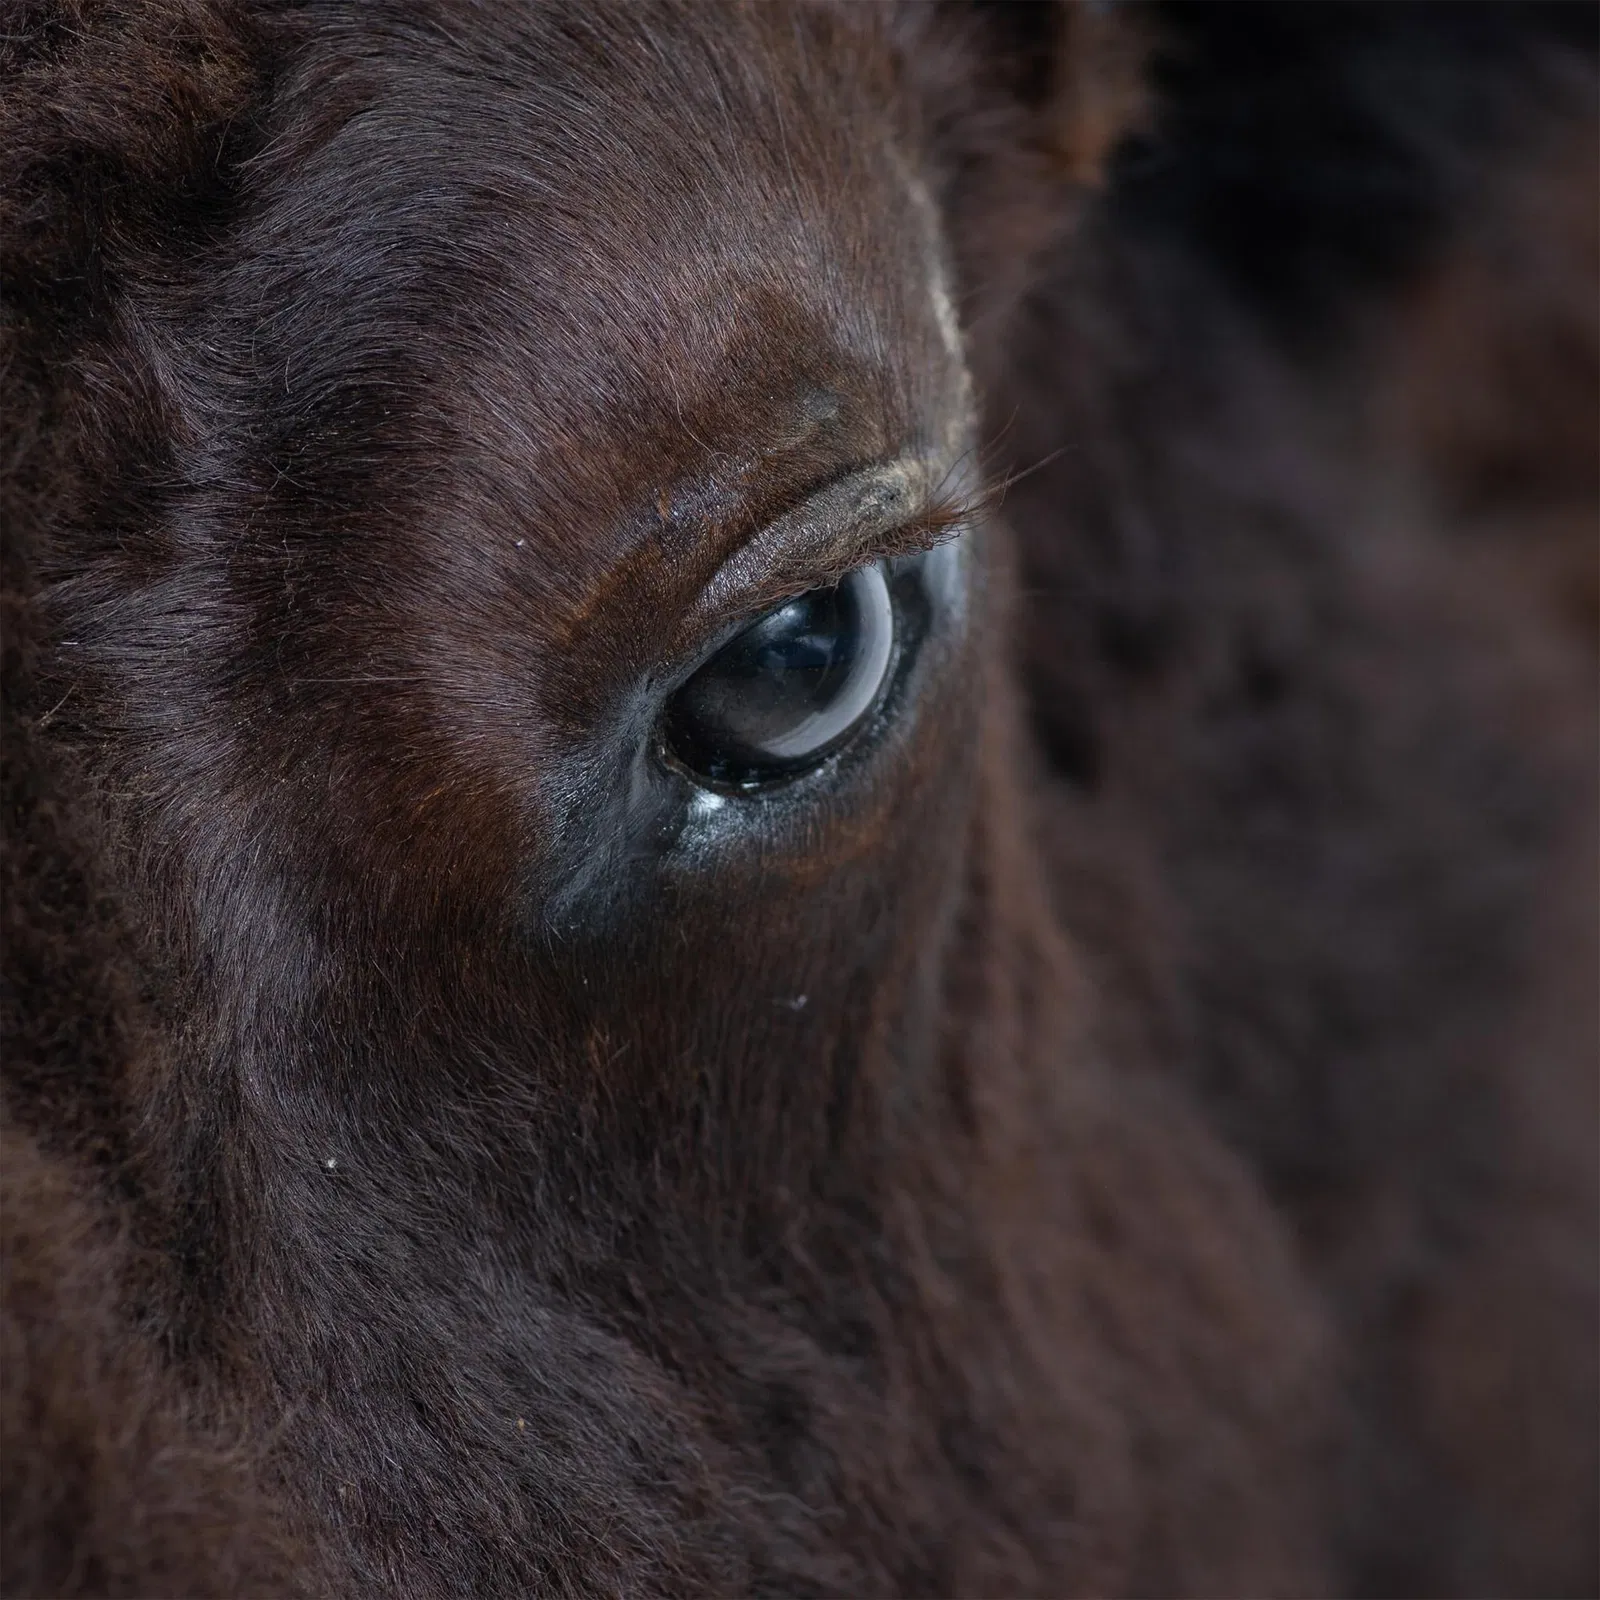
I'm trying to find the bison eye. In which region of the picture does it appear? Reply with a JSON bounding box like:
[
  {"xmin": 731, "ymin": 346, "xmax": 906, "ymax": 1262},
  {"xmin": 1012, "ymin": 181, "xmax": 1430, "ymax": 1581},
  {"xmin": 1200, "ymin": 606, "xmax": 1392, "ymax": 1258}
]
[{"xmin": 663, "ymin": 562, "xmax": 895, "ymax": 789}]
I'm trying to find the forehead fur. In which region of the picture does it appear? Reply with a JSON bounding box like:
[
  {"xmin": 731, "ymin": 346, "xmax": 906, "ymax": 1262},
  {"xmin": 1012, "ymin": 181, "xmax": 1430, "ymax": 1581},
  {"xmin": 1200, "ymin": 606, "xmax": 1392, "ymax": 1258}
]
[{"xmin": 232, "ymin": 1, "xmax": 950, "ymax": 479}]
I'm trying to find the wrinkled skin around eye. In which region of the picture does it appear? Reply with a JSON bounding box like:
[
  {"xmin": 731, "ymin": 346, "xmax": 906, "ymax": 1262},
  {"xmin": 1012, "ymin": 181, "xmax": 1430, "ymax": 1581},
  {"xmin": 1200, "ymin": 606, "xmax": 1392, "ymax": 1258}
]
[{"xmin": 663, "ymin": 561, "xmax": 895, "ymax": 788}]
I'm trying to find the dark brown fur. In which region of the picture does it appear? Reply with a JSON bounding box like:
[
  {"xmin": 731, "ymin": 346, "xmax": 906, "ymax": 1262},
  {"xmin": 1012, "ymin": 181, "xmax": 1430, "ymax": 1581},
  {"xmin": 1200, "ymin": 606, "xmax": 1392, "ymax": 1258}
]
[{"xmin": 2, "ymin": 4, "xmax": 1595, "ymax": 1596}]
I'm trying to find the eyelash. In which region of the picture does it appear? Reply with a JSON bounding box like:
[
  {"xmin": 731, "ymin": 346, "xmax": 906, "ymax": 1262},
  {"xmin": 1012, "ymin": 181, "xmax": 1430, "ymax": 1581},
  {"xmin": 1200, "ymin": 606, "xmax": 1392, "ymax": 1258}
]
[{"xmin": 725, "ymin": 487, "xmax": 975, "ymax": 631}]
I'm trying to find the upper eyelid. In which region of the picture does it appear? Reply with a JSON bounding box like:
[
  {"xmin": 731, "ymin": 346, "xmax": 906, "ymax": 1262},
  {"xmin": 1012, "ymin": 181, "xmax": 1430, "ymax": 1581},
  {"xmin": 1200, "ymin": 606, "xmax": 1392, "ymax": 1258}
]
[
  {"xmin": 664, "ymin": 520, "xmax": 961, "ymax": 695},
  {"xmin": 677, "ymin": 453, "xmax": 978, "ymax": 650}
]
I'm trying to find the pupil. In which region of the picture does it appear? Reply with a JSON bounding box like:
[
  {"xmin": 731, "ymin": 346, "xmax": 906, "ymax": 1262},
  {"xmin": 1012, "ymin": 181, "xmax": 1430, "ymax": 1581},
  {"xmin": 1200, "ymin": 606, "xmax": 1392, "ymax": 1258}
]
[
  {"xmin": 755, "ymin": 606, "xmax": 836, "ymax": 675},
  {"xmin": 663, "ymin": 563, "xmax": 895, "ymax": 786}
]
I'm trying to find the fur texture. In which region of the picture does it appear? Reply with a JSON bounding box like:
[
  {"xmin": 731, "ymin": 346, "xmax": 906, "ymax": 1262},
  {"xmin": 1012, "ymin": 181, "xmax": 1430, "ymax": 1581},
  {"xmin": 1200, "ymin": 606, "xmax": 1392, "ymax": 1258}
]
[{"xmin": 2, "ymin": 3, "xmax": 1595, "ymax": 1596}]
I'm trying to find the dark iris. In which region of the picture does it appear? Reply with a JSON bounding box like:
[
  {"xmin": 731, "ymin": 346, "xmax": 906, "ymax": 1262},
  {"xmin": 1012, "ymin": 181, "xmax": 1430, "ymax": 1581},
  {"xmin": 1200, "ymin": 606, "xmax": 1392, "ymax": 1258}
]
[{"xmin": 663, "ymin": 562, "xmax": 895, "ymax": 788}]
